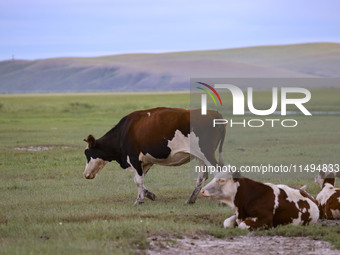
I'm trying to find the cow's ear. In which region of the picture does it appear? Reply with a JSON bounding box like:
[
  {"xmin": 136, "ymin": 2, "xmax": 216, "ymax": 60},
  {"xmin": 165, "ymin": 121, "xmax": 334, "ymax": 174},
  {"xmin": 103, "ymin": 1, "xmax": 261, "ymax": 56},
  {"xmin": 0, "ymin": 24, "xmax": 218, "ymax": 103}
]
[
  {"xmin": 84, "ymin": 134, "xmax": 96, "ymax": 148},
  {"xmin": 232, "ymin": 171, "xmax": 241, "ymax": 180},
  {"xmin": 319, "ymin": 171, "xmax": 326, "ymax": 179}
]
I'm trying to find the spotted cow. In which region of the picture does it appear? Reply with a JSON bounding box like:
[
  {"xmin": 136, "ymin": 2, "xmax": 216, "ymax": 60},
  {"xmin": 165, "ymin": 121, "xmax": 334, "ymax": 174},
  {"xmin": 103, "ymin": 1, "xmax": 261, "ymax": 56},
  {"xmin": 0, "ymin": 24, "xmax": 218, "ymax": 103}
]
[
  {"xmin": 315, "ymin": 171, "xmax": 340, "ymax": 219},
  {"xmin": 83, "ymin": 107, "xmax": 226, "ymax": 205},
  {"xmin": 201, "ymin": 172, "xmax": 319, "ymax": 229}
]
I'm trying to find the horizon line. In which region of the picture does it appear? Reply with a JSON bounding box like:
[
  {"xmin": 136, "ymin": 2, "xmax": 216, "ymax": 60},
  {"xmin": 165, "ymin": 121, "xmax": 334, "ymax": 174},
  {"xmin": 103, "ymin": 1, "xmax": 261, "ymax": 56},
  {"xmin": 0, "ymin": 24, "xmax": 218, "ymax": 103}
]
[{"xmin": 1, "ymin": 41, "xmax": 339, "ymax": 62}]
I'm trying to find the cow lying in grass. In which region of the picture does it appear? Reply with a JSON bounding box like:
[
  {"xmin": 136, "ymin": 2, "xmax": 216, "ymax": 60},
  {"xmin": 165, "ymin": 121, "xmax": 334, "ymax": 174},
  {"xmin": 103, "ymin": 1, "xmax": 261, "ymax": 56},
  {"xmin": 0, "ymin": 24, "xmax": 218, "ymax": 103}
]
[
  {"xmin": 315, "ymin": 171, "xmax": 340, "ymax": 219},
  {"xmin": 201, "ymin": 172, "xmax": 319, "ymax": 229}
]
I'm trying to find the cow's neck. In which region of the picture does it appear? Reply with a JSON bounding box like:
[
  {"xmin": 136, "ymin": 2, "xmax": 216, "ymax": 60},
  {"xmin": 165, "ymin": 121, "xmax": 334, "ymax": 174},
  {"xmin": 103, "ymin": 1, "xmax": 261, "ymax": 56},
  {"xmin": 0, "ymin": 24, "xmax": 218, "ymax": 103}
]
[
  {"xmin": 98, "ymin": 126, "xmax": 122, "ymax": 161},
  {"xmin": 323, "ymin": 178, "xmax": 335, "ymax": 188},
  {"xmin": 233, "ymin": 177, "xmax": 268, "ymax": 209}
]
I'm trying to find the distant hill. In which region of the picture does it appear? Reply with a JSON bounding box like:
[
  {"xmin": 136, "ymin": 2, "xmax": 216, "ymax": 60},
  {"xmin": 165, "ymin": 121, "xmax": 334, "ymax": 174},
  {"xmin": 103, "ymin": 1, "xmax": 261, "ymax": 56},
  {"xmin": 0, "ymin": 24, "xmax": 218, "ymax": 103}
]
[{"xmin": 1, "ymin": 43, "xmax": 340, "ymax": 93}]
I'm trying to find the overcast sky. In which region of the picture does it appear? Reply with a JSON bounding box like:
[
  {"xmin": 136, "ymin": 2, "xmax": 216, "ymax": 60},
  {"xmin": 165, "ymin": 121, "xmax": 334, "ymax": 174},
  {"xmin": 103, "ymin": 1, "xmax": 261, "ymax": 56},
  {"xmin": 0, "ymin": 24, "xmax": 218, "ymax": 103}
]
[{"xmin": 0, "ymin": 0, "xmax": 339, "ymax": 60}]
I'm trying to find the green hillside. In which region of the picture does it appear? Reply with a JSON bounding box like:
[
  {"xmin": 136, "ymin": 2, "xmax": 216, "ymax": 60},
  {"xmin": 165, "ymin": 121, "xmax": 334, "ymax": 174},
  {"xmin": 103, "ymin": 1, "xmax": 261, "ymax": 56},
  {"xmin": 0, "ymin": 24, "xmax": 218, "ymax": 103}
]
[{"xmin": 1, "ymin": 43, "xmax": 340, "ymax": 93}]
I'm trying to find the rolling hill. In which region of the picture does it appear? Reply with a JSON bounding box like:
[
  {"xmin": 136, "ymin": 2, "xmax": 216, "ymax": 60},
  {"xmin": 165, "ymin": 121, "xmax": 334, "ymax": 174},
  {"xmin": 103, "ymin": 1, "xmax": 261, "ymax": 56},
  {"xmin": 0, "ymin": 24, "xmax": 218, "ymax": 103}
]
[{"xmin": 0, "ymin": 43, "xmax": 340, "ymax": 93}]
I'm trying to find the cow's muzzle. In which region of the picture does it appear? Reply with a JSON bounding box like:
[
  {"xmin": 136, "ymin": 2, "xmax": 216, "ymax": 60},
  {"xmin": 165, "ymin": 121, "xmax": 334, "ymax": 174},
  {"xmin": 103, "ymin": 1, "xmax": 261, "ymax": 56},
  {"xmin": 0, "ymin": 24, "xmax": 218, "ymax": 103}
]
[
  {"xmin": 84, "ymin": 173, "xmax": 95, "ymax": 179},
  {"xmin": 201, "ymin": 189, "xmax": 208, "ymax": 197}
]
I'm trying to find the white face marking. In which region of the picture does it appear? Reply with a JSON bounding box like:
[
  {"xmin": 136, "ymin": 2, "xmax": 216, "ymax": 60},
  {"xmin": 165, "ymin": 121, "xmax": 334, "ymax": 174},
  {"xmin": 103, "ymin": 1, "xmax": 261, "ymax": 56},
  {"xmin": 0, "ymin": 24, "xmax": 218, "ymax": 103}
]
[
  {"xmin": 220, "ymin": 179, "xmax": 240, "ymax": 209},
  {"xmin": 84, "ymin": 157, "xmax": 108, "ymax": 179},
  {"xmin": 315, "ymin": 172, "xmax": 337, "ymax": 188},
  {"xmin": 201, "ymin": 175, "xmax": 239, "ymax": 210},
  {"xmin": 315, "ymin": 174, "xmax": 324, "ymax": 189},
  {"xmin": 316, "ymin": 183, "xmax": 337, "ymax": 206},
  {"xmin": 147, "ymin": 112, "xmax": 151, "ymax": 116},
  {"xmin": 223, "ymin": 215, "xmax": 237, "ymax": 228}
]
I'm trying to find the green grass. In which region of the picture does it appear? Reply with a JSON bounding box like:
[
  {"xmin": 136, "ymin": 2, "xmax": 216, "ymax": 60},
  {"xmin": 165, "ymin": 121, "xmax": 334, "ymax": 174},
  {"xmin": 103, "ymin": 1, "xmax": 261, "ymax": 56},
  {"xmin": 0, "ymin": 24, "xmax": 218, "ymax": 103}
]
[{"xmin": 0, "ymin": 89, "xmax": 339, "ymax": 254}]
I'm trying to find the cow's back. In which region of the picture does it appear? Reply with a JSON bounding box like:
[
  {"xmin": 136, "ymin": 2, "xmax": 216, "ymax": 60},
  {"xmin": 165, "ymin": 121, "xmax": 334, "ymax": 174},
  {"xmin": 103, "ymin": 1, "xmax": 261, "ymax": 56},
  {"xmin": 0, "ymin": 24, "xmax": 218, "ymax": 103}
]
[
  {"xmin": 273, "ymin": 185, "xmax": 319, "ymax": 226},
  {"xmin": 120, "ymin": 107, "xmax": 190, "ymax": 159}
]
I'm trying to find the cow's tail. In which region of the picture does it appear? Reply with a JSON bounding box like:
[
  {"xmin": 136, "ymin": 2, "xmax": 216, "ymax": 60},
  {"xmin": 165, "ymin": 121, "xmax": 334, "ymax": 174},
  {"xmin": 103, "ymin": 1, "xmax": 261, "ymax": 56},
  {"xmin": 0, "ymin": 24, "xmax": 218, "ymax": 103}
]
[{"xmin": 218, "ymin": 126, "xmax": 226, "ymax": 166}]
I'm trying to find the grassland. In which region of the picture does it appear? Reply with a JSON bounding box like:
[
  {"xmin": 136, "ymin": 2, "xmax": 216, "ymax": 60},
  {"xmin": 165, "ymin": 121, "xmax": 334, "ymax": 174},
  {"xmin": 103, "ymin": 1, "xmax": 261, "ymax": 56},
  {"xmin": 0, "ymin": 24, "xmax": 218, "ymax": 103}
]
[{"xmin": 0, "ymin": 90, "xmax": 339, "ymax": 254}]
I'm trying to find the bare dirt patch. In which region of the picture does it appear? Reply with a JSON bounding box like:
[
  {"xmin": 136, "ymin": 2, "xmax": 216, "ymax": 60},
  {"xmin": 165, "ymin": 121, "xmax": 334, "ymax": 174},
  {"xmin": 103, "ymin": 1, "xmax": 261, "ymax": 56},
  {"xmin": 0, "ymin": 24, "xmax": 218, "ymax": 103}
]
[{"xmin": 147, "ymin": 235, "xmax": 339, "ymax": 255}]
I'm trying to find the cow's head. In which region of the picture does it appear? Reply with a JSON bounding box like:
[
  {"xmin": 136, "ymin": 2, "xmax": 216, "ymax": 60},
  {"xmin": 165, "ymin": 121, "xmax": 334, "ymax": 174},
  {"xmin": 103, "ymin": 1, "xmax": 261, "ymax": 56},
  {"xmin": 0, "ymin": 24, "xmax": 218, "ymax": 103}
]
[
  {"xmin": 83, "ymin": 134, "xmax": 108, "ymax": 179},
  {"xmin": 200, "ymin": 172, "xmax": 239, "ymax": 200},
  {"xmin": 315, "ymin": 170, "xmax": 336, "ymax": 188}
]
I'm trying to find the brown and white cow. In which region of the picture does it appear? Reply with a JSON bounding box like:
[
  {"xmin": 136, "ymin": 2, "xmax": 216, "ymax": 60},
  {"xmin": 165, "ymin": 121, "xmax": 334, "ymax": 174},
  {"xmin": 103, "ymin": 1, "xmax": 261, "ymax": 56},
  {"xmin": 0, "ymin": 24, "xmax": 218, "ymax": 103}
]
[
  {"xmin": 83, "ymin": 107, "xmax": 226, "ymax": 205},
  {"xmin": 201, "ymin": 172, "xmax": 319, "ymax": 229},
  {"xmin": 315, "ymin": 171, "xmax": 340, "ymax": 219}
]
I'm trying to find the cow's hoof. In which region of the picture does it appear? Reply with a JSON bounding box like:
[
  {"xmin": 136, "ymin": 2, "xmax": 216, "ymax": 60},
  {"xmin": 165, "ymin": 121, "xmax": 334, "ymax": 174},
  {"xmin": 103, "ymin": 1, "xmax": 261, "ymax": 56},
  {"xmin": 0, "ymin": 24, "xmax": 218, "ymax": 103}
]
[
  {"xmin": 185, "ymin": 199, "xmax": 196, "ymax": 204},
  {"xmin": 134, "ymin": 200, "xmax": 144, "ymax": 206},
  {"xmin": 145, "ymin": 190, "xmax": 156, "ymax": 201}
]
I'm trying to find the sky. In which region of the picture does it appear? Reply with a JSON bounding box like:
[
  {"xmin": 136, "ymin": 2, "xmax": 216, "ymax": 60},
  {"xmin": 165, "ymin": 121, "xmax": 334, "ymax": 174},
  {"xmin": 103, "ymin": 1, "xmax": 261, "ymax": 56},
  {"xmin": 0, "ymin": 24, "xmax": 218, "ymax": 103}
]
[{"xmin": 0, "ymin": 0, "xmax": 339, "ymax": 60}]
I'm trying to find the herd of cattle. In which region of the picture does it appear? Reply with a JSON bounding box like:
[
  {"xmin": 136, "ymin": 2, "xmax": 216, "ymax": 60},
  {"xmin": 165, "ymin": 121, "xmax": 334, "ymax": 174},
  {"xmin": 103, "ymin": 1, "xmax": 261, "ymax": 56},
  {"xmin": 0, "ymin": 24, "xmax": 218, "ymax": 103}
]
[
  {"xmin": 201, "ymin": 170, "xmax": 340, "ymax": 229},
  {"xmin": 83, "ymin": 107, "xmax": 340, "ymax": 230}
]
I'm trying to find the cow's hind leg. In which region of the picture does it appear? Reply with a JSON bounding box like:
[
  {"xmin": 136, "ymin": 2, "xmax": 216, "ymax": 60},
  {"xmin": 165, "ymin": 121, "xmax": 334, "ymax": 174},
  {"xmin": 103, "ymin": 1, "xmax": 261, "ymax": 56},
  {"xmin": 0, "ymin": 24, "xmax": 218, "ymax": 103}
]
[
  {"xmin": 186, "ymin": 161, "xmax": 208, "ymax": 204},
  {"xmin": 143, "ymin": 186, "xmax": 156, "ymax": 201},
  {"xmin": 142, "ymin": 164, "xmax": 156, "ymax": 201}
]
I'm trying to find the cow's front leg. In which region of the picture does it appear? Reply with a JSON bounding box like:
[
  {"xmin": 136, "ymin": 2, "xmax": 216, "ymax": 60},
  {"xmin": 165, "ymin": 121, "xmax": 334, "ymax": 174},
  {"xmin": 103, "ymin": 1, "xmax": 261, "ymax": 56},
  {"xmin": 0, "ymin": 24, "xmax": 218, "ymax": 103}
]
[
  {"xmin": 134, "ymin": 171, "xmax": 145, "ymax": 205},
  {"xmin": 223, "ymin": 215, "xmax": 237, "ymax": 228},
  {"xmin": 237, "ymin": 215, "xmax": 273, "ymax": 230},
  {"xmin": 186, "ymin": 165, "xmax": 208, "ymax": 204}
]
